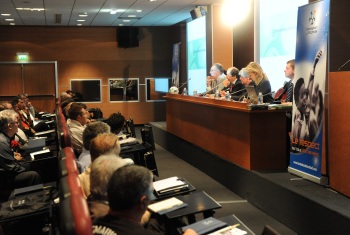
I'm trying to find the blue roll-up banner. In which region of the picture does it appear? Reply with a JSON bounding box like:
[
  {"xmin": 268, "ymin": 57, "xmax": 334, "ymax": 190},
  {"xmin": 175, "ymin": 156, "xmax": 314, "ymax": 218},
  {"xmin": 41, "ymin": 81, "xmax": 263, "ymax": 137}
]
[
  {"xmin": 171, "ymin": 42, "xmax": 181, "ymax": 88},
  {"xmin": 288, "ymin": 0, "xmax": 329, "ymax": 185}
]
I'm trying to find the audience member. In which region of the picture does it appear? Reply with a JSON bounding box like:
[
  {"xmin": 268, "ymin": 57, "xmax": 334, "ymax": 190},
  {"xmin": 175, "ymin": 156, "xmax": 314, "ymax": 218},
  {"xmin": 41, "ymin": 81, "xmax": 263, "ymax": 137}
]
[
  {"xmin": 67, "ymin": 102, "xmax": 90, "ymax": 154},
  {"xmin": 92, "ymin": 165, "xmax": 197, "ymax": 235},
  {"xmin": 80, "ymin": 133, "xmax": 133, "ymax": 198},
  {"xmin": 88, "ymin": 155, "xmax": 128, "ymax": 219},
  {"xmin": 244, "ymin": 62, "xmax": 274, "ymax": 103},
  {"xmin": 205, "ymin": 63, "xmax": 227, "ymax": 95},
  {"xmin": 220, "ymin": 67, "xmax": 245, "ymax": 100},
  {"xmin": 1, "ymin": 101, "xmax": 27, "ymax": 143},
  {"xmin": 77, "ymin": 121, "xmax": 110, "ymax": 174},
  {"xmin": 0, "ymin": 110, "xmax": 41, "ymax": 189},
  {"xmin": 59, "ymin": 91, "xmax": 72, "ymax": 104},
  {"xmin": 106, "ymin": 112, "xmax": 125, "ymax": 135}
]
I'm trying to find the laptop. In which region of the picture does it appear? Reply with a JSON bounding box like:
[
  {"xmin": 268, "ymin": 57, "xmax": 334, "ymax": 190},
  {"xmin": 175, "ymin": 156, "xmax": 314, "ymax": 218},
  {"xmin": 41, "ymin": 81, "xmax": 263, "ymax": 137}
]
[{"xmin": 245, "ymin": 85, "xmax": 258, "ymax": 102}]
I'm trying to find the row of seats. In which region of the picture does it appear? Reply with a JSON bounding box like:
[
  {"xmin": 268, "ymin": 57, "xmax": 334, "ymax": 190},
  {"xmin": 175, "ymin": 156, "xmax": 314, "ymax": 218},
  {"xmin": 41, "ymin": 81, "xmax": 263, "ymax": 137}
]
[{"xmin": 55, "ymin": 100, "xmax": 93, "ymax": 235}]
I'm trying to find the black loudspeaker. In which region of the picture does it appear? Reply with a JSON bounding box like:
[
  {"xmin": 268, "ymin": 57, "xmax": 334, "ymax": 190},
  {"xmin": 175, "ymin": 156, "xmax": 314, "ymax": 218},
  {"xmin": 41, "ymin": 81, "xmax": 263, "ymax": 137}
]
[
  {"xmin": 117, "ymin": 27, "xmax": 139, "ymax": 48},
  {"xmin": 190, "ymin": 7, "xmax": 202, "ymax": 20}
]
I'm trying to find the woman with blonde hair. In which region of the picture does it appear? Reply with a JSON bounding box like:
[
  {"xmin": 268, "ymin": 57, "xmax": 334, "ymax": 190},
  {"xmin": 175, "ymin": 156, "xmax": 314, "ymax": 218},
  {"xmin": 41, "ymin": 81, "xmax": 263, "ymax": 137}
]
[{"xmin": 244, "ymin": 62, "xmax": 274, "ymax": 103}]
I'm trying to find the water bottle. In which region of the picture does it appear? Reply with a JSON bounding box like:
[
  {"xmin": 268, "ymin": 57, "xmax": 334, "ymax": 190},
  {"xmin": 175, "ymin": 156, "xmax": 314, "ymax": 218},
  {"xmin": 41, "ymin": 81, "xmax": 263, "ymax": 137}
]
[
  {"xmin": 215, "ymin": 90, "xmax": 220, "ymax": 99},
  {"xmin": 183, "ymin": 88, "xmax": 187, "ymax": 96},
  {"xmin": 193, "ymin": 89, "xmax": 197, "ymax": 96},
  {"xmin": 258, "ymin": 92, "xmax": 263, "ymax": 104},
  {"xmin": 225, "ymin": 91, "xmax": 230, "ymax": 101}
]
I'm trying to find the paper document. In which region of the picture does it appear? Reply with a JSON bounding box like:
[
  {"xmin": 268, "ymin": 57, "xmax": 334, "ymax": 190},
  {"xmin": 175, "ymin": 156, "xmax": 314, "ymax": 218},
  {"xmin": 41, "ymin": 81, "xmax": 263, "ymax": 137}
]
[
  {"xmin": 153, "ymin": 176, "xmax": 186, "ymax": 192},
  {"xmin": 148, "ymin": 197, "xmax": 184, "ymax": 213}
]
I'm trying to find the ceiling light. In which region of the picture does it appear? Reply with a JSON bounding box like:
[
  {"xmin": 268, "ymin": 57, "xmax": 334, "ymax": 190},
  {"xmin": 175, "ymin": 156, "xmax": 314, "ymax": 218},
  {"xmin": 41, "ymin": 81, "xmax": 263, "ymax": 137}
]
[
  {"xmin": 10, "ymin": 23, "xmax": 15, "ymax": 25},
  {"xmin": 128, "ymin": 15, "xmax": 137, "ymax": 18},
  {"xmin": 136, "ymin": 10, "xmax": 142, "ymax": 13},
  {"xmin": 77, "ymin": 19, "xmax": 85, "ymax": 22},
  {"xmin": 77, "ymin": 24, "xmax": 83, "ymax": 26},
  {"xmin": 119, "ymin": 24, "xmax": 124, "ymax": 26},
  {"xmin": 150, "ymin": 0, "xmax": 157, "ymax": 2},
  {"xmin": 79, "ymin": 14, "xmax": 88, "ymax": 17},
  {"xmin": 1, "ymin": 14, "xmax": 11, "ymax": 16},
  {"xmin": 5, "ymin": 19, "xmax": 14, "ymax": 21},
  {"xmin": 123, "ymin": 20, "xmax": 131, "ymax": 22},
  {"xmin": 110, "ymin": 9, "xmax": 117, "ymax": 14}
]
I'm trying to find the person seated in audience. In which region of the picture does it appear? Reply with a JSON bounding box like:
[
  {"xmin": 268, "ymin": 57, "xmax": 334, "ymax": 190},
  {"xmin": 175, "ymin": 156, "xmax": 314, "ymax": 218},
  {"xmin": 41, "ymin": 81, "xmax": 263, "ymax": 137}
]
[
  {"xmin": 106, "ymin": 112, "xmax": 125, "ymax": 136},
  {"xmin": 1, "ymin": 101, "xmax": 28, "ymax": 144},
  {"xmin": 67, "ymin": 102, "xmax": 90, "ymax": 155},
  {"xmin": 12, "ymin": 97, "xmax": 49, "ymax": 137},
  {"xmin": 88, "ymin": 155, "xmax": 129, "ymax": 219},
  {"xmin": 77, "ymin": 121, "xmax": 110, "ymax": 174},
  {"xmin": 79, "ymin": 133, "xmax": 133, "ymax": 198},
  {"xmin": 60, "ymin": 91, "xmax": 73, "ymax": 104},
  {"xmin": 220, "ymin": 67, "xmax": 245, "ymax": 100},
  {"xmin": 92, "ymin": 165, "xmax": 197, "ymax": 235},
  {"xmin": 244, "ymin": 62, "xmax": 274, "ymax": 103},
  {"xmin": 0, "ymin": 110, "xmax": 41, "ymax": 189},
  {"xmin": 236, "ymin": 68, "xmax": 254, "ymax": 101},
  {"xmin": 18, "ymin": 93, "xmax": 36, "ymax": 118}
]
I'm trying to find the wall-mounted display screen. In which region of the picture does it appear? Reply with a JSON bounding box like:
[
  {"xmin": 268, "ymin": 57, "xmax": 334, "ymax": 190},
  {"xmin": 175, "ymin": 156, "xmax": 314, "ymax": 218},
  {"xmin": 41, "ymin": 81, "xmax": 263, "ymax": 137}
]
[
  {"xmin": 70, "ymin": 79, "xmax": 101, "ymax": 102},
  {"xmin": 146, "ymin": 78, "xmax": 171, "ymax": 102},
  {"xmin": 109, "ymin": 78, "xmax": 139, "ymax": 102},
  {"xmin": 187, "ymin": 16, "xmax": 207, "ymax": 95}
]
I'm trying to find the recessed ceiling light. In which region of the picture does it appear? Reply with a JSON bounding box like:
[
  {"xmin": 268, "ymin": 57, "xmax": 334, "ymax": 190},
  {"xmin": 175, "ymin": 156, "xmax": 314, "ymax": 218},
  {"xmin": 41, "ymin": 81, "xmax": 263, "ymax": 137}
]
[
  {"xmin": 1, "ymin": 14, "xmax": 11, "ymax": 16},
  {"xmin": 110, "ymin": 9, "xmax": 117, "ymax": 14},
  {"xmin": 150, "ymin": 0, "xmax": 157, "ymax": 2},
  {"xmin": 77, "ymin": 24, "xmax": 83, "ymax": 26},
  {"xmin": 10, "ymin": 23, "xmax": 15, "ymax": 25},
  {"xmin": 77, "ymin": 19, "xmax": 85, "ymax": 22},
  {"xmin": 5, "ymin": 19, "xmax": 14, "ymax": 21},
  {"xmin": 123, "ymin": 20, "xmax": 130, "ymax": 22},
  {"xmin": 128, "ymin": 15, "xmax": 137, "ymax": 18},
  {"xmin": 136, "ymin": 10, "xmax": 142, "ymax": 13},
  {"xmin": 119, "ymin": 24, "xmax": 124, "ymax": 26},
  {"xmin": 79, "ymin": 14, "xmax": 88, "ymax": 17}
]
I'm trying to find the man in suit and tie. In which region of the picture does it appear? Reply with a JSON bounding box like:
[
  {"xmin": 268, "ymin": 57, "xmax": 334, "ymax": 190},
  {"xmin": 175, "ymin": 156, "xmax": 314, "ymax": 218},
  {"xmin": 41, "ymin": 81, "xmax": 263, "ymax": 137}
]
[
  {"xmin": 220, "ymin": 67, "xmax": 245, "ymax": 100},
  {"xmin": 275, "ymin": 59, "xmax": 295, "ymax": 103}
]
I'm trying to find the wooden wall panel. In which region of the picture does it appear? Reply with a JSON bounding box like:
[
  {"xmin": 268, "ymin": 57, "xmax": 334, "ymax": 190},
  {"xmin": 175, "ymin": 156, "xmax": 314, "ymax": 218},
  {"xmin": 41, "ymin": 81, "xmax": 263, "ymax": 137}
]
[
  {"xmin": 0, "ymin": 26, "xmax": 181, "ymax": 124},
  {"xmin": 0, "ymin": 64, "xmax": 22, "ymax": 97}
]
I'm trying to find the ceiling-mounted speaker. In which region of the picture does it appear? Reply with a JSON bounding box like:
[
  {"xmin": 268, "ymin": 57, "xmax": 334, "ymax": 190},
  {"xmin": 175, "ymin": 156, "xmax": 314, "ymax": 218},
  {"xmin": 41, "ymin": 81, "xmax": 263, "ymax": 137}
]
[
  {"xmin": 190, "ymin": 6, "xmax": 206, "ymax": 20},
  {"xmin": 117, "ymin": 27, "xmax": 139, "ymax": 48}
]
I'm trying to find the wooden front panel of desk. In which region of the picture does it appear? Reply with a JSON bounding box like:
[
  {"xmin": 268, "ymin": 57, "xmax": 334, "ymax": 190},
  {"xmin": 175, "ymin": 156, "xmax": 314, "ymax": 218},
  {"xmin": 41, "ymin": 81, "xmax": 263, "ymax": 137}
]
[
  {"xmin": 166, "ymin": 95, "xmax": 287, "ymax": 171},
  {"xmin": 329, "ymin": 72, "xmax": 350, "ymax": 197}
]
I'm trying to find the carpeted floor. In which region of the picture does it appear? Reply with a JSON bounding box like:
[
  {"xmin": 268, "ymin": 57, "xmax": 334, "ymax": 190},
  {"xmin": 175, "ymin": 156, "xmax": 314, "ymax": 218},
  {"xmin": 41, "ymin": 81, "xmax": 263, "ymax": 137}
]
[{"xmin": 136, "ymin": 128, "xmax": 298, "ymax": 235}]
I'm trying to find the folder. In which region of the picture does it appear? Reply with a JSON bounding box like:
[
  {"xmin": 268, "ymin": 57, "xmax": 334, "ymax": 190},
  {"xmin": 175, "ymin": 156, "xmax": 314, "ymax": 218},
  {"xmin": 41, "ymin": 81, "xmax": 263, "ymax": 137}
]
[
  {"xmin": 153, "ymin": 176, "xmax": 189, "ymax": 195},
  {"xmin": 181, "ymin": 217, "xmax": 228, "ymax": 235},
  {"xmin": 148, "ymin": 197, "xmax": 187, "ymax": 215}
]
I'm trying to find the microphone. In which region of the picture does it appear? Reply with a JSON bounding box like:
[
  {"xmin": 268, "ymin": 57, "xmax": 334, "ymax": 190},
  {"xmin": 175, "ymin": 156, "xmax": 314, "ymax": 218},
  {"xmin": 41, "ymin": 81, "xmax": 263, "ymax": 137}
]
[
  {"xmin": 337, "ymin": 59, "xmax": 350, "ymax": 71},
  {"xmin": 229, "ymin": 88, "xmax": 246, "ymax": 95},
  {"xmin": 262, "ymin": 91, "xmax": 275, "ymax": 97},
  {"xmin": 178, "ymin": 78, "xmax": 191, "ymax": 93},
  {"xmin": 202, "ymin": 78, "xmax": 227, "ymax": 96}
]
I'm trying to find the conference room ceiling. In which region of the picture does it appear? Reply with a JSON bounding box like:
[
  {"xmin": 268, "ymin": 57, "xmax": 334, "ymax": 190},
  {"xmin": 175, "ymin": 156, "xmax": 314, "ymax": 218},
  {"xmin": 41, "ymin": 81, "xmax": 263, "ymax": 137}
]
[{"xmin": 0, "ymin": 0, "xmax": 224, "ymax": 27}]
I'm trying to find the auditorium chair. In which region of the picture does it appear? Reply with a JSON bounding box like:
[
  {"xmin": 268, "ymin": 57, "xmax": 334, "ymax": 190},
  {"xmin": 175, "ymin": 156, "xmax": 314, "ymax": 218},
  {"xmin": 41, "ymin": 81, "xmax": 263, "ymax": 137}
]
[{"xmin": 58, "ymin": 193, "xmax": 93, "ymax": 235}]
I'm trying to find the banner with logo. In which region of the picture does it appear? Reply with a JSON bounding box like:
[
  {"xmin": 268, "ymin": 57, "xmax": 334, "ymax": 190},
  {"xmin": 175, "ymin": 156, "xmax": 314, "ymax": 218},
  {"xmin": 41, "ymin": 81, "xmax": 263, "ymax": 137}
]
[
  {"xmin": 171, "ymin": 42, "xmax": 181, "ymax": 87},
  {"xmin": 288, "ymin": 0, "xmax": 329, "ymax": 185}
]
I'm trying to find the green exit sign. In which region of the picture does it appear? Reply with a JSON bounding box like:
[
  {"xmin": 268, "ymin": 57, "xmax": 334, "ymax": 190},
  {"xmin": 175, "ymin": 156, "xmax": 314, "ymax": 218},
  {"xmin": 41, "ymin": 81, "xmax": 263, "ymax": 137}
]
[{"xmin": 17, "ymin": 53, "xmax": 29, "ymax": 61}]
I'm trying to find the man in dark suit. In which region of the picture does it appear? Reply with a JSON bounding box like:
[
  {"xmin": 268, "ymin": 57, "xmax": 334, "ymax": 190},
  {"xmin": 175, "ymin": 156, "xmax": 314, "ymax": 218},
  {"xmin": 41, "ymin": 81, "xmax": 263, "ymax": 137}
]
[{"xmin": 221, "ymin": 67, "xmax": 245, "ymax": 100}]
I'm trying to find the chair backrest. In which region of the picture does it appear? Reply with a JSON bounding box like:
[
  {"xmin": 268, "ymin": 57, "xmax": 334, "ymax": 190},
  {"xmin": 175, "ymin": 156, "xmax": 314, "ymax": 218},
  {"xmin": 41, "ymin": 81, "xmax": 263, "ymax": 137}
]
[
  {"xmin": 64, "ymin": 147, "xmax": 79, "ymax": 174},
  {"xmin": 124, "ymin": 117, "xmax": 136, "ymax": 138},
  {"xmin": 141, "ymin": 124, "xmax": 156, "ymax": 150},
  {"xmin": 59, "ymin": 193, "xmax": 93, "ymax": 235}
]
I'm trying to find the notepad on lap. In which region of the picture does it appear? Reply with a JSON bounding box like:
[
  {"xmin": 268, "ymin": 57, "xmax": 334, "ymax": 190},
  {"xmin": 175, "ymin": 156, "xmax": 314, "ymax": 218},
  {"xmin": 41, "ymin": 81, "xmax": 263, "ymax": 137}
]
[{"xmin": 148, "ymin": 197, "xmax": 187, "ymax": 215}]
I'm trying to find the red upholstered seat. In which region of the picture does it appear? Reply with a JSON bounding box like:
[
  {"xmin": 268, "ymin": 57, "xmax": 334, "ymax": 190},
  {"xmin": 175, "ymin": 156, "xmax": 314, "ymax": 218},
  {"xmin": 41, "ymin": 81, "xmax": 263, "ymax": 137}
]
[{"xmin": 64, "ymin": 147, "xmax": 78, "ymax": 175}]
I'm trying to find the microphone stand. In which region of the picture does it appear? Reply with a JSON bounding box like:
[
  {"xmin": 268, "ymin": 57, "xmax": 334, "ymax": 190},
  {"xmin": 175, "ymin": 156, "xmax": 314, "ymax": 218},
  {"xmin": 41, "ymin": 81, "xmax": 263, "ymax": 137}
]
[
  {"xmin": 201, "ymin": 78, "xmax": 227, "ymax": 96},
  {"xmin": 337, "ymin": 59, "xmax": 350, "ymax": 71},
  {"xmin": 178, "ymin": 78, "xmax": 192, "ymax": 94}
]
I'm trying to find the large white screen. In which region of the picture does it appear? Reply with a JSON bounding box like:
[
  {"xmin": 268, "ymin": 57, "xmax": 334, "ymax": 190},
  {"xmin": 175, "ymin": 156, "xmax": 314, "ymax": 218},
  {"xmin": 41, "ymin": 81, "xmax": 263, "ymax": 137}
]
[
  {"xmin": 259, "ymin": 0, "xmax": 308, "ymax": 92},
  {"xmin": 187, "ymin": 16, "xmax": 207, "ymax": 95}
]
